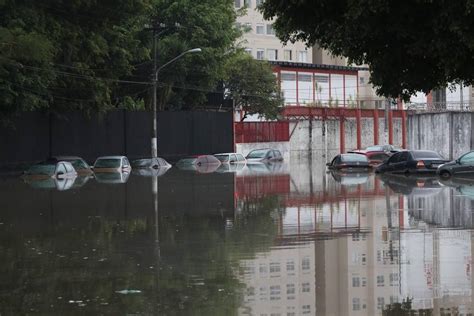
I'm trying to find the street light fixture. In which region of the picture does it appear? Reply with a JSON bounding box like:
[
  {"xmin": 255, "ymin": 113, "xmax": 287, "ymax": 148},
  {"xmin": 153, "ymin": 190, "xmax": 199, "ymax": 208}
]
[{"xmin": 151, "ymin": 48, "xmax": 202, "ymax": 157}]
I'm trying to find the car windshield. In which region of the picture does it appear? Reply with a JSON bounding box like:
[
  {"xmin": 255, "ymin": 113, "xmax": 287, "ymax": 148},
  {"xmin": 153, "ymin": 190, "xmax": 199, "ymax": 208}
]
[
  {"xmin": 68, "ymin": 159, "xmax": 89, "ymax": 170},
  {"xmin": 411, "ymin": 151, "xmax": 443, "ymax": 159},
  {"xmin": 94, "ymin": 159, "xmax": 121, "ymax": 168},
  {"xmin": 214, "ymin": 155, "xmax": 229, "ymax": 162},
  {"xmin": 341, "ymin": 154, "xmax": 368, "ymax": 162},
  {"xmin": 132, "ymin": 159, "xmax": 151, "ymax": 167},
  {"xmin": 366, "ymin": 146, "xmax": 384, "ymax": 151},
  {"xmin": 247, "ymin": 149, "xmax": 267, "ymax": 159},
  {"xmin": 27, "ymin": 164, "xmax": 56, "ymax": 175},
  {"xmin": 178, "ymin": 158, "xmax": 197, "ymax": 165}
]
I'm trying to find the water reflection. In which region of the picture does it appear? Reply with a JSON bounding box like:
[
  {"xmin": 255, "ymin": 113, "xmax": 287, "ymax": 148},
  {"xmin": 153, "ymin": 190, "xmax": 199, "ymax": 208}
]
[{"xmin": 2, "ymin": 159, "xmax": 474, "ymax": 314}]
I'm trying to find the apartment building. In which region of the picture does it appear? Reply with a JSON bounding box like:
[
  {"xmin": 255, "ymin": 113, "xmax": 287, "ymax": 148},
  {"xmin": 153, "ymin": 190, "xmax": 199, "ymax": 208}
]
[{"xmin": 235, "ymin": 0, "xmax": 311, "ymax": 63}]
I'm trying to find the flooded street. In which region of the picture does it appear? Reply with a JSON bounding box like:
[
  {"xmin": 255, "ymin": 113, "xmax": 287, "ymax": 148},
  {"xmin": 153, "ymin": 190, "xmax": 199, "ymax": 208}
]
[{"xmin": 1, "ymin": 159, "xmax": 474, "ymax": 315}]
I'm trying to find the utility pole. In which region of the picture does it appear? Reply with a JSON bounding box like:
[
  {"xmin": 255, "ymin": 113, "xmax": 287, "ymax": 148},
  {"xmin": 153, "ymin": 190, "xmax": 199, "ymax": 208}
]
[{"xmin": 151, "ymin": 28, "xmax": 158, "ymax": 158}]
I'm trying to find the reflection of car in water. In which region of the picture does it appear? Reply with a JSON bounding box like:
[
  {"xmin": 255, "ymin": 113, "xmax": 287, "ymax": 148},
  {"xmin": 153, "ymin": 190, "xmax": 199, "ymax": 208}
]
[
  {"xmin": 214, "ymin": 153, "xmax": 246, "ymax": 164},
  {"xmin": 94, "ymin": 171, "xmax": 130, "ymax": 184},
  {"xmin": 22, "ymin": 161, "xmax": 78, "ymax": 191},
  {"xmin": 437, "ymin": 150, "xmax": 474, "ymax": 179},
  {"xmin": 379, "ymin": 174, "xmax": 443, "ymax": 196},
  {"xmin": 176, "ymin": 155, "xmax": 221, "ymax": 173},
  {"xmin": 329, "ymin": 170, "xmax": 369, "ymax": 186},
  {"xmin": 439, "ymin": 177, "xmax": 474, "ymax": 200},
  {"xmin": 245, "ymin": 161, "xmax": 287, "ymax": 175},
  {"xmin": 47, "ymin": 156, "xmax": 93, "ymax": 176},
  {"xmin": 132, "ymin": 167, "xmax": 170, "ymax": 177},
  {"xmin": 216, "ymin": 162, "xmax": 246, "ymax": 173}
]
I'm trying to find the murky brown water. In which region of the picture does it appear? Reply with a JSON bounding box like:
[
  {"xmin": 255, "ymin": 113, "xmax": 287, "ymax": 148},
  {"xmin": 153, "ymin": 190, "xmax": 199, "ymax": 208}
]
[{"xmin": 1, "ymin": 159, "xmax": 474, "ymax": 315}]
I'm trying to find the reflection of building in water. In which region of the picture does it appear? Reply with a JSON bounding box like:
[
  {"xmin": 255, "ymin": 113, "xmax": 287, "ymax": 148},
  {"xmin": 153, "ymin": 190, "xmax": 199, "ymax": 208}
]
[{"xmin": 238, "ymin": 243, "xmax": 316, "ymax": 316}]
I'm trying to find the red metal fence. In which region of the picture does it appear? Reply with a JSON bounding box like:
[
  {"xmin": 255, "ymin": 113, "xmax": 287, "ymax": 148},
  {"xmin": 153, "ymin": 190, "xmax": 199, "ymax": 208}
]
[{"xmin": 235, "ymin": 121, "xmax": 290, "ymax": 143}]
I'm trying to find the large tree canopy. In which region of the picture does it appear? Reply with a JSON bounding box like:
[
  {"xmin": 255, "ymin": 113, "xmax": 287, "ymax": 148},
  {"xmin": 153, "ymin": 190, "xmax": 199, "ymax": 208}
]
[{"xmin": 260, "ymin": 0, "xmax": 474, "ymax": 100}]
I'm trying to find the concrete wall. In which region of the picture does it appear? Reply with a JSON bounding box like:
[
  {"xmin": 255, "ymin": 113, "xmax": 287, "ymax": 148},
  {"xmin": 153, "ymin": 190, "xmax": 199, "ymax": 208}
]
[
  {"xmin": 408, "ymin": 112, "xmax": 473, "ymax": 159},
  {"xmin": 236, "ymin": 141, "xmax": 290, "ymax": 162},
  {"xmin": 288, "ymin": 117, "xmax": 403, "ymax": 159}
]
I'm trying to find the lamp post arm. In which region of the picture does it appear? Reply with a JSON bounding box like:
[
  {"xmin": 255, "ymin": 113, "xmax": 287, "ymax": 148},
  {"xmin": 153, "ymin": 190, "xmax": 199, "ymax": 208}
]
[{"xmin": 155, "ymin": 51, "xmax": 189, "ymax": 76}]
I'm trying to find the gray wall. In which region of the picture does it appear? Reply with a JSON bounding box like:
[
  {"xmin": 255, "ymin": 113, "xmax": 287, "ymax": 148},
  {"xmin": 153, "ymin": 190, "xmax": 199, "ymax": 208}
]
[
  {"xmin": 408, "ymin": 112, "xmax": 473, "ymax": 159},
  {"xmin": 289, "ymin": 117, "xmax": 403, "ymax": 159}
]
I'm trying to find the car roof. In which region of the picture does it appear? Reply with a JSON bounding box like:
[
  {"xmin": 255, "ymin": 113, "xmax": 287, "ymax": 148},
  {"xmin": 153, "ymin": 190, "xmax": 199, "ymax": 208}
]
[
  {"xmin": 214, "ymin": 152, "xmax": 240, "ymax": 155},
  {"xmin": 51, "ymin": 156, "xmax": 84, "ymax": 160},
  {"xmin": 96, "ymin": 156, "xmax": 127, "ymax": 159}
]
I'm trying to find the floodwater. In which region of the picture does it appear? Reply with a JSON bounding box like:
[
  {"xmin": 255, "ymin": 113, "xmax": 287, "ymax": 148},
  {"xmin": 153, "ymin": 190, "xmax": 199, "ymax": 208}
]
[{"xmin": 1, "ymin": 159, "xmax": 474, "ymax": 315}]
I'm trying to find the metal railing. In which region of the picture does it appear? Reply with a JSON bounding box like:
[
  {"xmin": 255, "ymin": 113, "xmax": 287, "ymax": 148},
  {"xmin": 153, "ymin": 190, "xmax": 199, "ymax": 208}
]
[{"xmin": 406, "ymin": 102, "xmax": 474, "ymax": 112}]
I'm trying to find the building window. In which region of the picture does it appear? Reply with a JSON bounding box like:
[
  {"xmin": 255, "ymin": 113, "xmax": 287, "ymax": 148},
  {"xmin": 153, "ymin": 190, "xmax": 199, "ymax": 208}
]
[
  {"xmin": 283, "ymin": 49, "xmax": 292, "ymax": 61},
  {"xmin": 360, "ymin": 77, "xmax": 365, "ymax": 84},
  {"xmin": 377, "ymin": 275, "xmax": 384, "ymax": 287},
  {"xmin": 390, "ymin": 273, "xmax": 399, "ymax": 286},
  {"xmin": 243, "ymin": 22, "xmax": 252, "ymax": 32},
  {"xmin": 361, "ymin": 277, "xmax": 367, "ymax": 287},
  {"xmin": 259, "ymin": 263, "xmax": 267, "ymax": 274},
  {"xmin": 234, "ymin": 0, "xmax": 241, "ymax": 8},
  {"xmin": 266, "ymin": 24, "xmax": 275, "ymax": 35},
  {"xmin": 352, "ymin": 277, "xmax": 360, "ymax": 287},
  {"xmin": 302, "ymin": 305, "xmax": 311, "ymax": 315},
  {"xmin": 298, "ymin": 51, "xmax": 308, "ymax": 62},
  {"xmin": 302, "ymin": 257, "xmax": 310, "ymax": 270},
  {"xmin": 302, "ymin": 282, "xmax": 310, "ymax": 293},
  {"xmin": 256, "ymin": 0, "xmax": 263, "ymax": 6},
  {"xmin": 270, "ymin": 262, "xmax": 281, "ymax": 273},
  {"xmin": 267, "ymin": 49, "xmax": 278, "ymax": 61},
  {"xmin": 244, "ymin": 48, "xmax": 252, "ymax": 56},
  {"xmin": 270, "ymin": 285, "xmax": 281, "ymax": 301},
  {"xmin": 243, "ymin": 0, "xmax": 251, "ymax": 6},
  {"xmin": 353, "ymin": 298, "xmax": 361, "ymax": 311},
  {"xmin": 286, "ymin": 284, "xmax": 295, "ymax": 294},
  {"xmin": 256, "ymin": 49, "xmax": 265, "ymax": 60},
  {"xmin": 377, "ymin": 297, "xmax": 385, "ymax": 310},
  {"xmin": 286, "ymin": 260, "xmax": 295, "ymax": 271},
  {"xmin": 256, "ymin": 24, "xmax": 265, "ymax": 34}
]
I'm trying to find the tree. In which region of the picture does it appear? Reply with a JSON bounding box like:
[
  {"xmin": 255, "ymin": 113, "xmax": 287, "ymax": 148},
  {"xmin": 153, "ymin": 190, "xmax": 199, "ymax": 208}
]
[
  {"xmin": 260, "ymin": 0, "xmax": 474, "ymax": 100},
  {"xmin": 223, "ymin": 52, "xmax": 283, "ymax": 121},
  {"xmin": 145, "ymin": 0, "xmax": 242, "ymax": 111},
  {"xmin": 0, "ymin": 0, "xmax": 151, "ymax": 118}
]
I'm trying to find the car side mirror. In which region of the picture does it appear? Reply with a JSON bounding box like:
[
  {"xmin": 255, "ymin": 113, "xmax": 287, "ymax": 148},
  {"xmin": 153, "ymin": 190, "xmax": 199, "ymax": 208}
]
[
  {"xmin": 456, "ymin": 159, "xmax": 461, "ymax": 164},
  {"xmin": 57, "ymin": 172, "xmax": 64, "ymax": 177},
  {"xmin": 326, "ymin": 163, "xmax": 331, "ymax": 167}
]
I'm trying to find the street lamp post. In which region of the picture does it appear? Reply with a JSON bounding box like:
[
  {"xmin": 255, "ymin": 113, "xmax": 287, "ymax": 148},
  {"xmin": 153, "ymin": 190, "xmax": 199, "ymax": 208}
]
[{"xmin": 151, "ymin": 48, "xmax": 202, "ymax": 158}]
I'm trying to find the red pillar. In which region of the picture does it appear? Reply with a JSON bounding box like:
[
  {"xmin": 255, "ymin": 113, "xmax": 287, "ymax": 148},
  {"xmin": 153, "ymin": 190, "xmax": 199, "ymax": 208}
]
[
  {"xmin": 388, "ymin": 108, "xmax": 393, "ymax": 145},
  {"xmin": 296, "ymin": 71, "xmax": 299, "ymax": 106},
  {"xmin": 340, "ymin": 114, "xmax": 345, "ymax": 153},
  {"xmin": 373, "ymin": 109, "xmax": 379, "ymax": 145},
  {"xmin": 356, "ymin": 108, "xmax": 362, "ymax": 149},
  {"xmin": 401, "ymin": 110, "xmax": 407, "ymax": 149},
  {"xmin": 398, "ymin": 195, "xmax": 404, "ymax": 228}
]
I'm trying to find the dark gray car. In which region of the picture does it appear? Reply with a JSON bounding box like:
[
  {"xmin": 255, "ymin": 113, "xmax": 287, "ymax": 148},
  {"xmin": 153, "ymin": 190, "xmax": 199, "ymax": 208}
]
[{"xmin": 437, "ymin": 150, "xmax": 474, "ymax": 179}]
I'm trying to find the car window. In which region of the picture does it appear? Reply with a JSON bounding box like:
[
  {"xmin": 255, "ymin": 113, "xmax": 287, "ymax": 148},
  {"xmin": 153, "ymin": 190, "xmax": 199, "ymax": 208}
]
[
  {"xmin": 27, "ymin": 164, "xmax": 56, "ymax": 176},
  {"xmin": 230, "ymin": 154, "xmax": 237, "ymax": 162},
  {"xmin": 237, "ymin": 154, "xmax": 245, "ymax": 161},
  {"xmin": 370, "ymin": 153, "xmax": 389, "ymax": 160},
  {"xmin": 122, "ymin": 158, "xmax": 130, "ymax": 167},
  {"xmin": 267, "ymin": 151, "xmax": 274, "ymax": 159},
  {"xmin": 366, "ymin": 145, "xmax": 384, "ymax": 152},
  {"xmin": 247, "ymin": 149, "xmax": 267, "ymax": 159},
  {"xmin": 95, "ymin": 159, "xmax": 121, "ymax": 168},
  {"xmin": 411, "ymin": 151, "xmax": 443, "ymax": 159},
  {"xmin": 387, "ymin": 153, "xmax": 401, "ymax": 164},
  {"xmin": 460, "ymin": 152, "xmax": 474, "ymax": 164},
  {"xmin": 70, "ymin": 159, "xmax": 88, "ymax": 170},
  {"xmin": 398, "ymin": 152, "xmax": 409, "ymax": 162},
  {"xmin": 56, "ymin": 163, "xmax": 67, "ymax": 175},
  {"xmin": 215, "ymin": 154, "xmax": 229, "ymax": 162},
  {"xmin": 64, "ymin": 163, "xmax": 74, "ymax": 173},
  {"xmin": 274, "ymin": 150, "xmax": 282, "ymax": 159},
  {"xmin": 335, "ymin": 156, "xmax": 342, "ymax": 165},
  {"xmin": 341, "ymin": 154, "xmax": 368, "ymax": 162}
]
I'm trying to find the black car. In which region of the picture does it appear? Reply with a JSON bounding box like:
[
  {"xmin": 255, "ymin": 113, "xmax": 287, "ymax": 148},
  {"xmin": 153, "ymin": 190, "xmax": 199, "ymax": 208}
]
[
  {"xmin": 326, "ymin": 154, "xmax": 371, "ymax": 170},
  {"xmin": 437, "ymin": 150, "xmax": 474, "ymax": 179},
  {"xmin": 375, "ymin": 150, "xmax": 449, "ymax": 174}
]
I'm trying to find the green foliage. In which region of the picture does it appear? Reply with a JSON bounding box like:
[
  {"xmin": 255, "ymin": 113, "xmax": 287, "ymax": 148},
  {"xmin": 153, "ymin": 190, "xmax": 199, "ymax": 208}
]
[
  {"xmin": 0, "ymin": 0, "xmax": 152, "ymax": 117},
  {"xmin": 148, "ymin": 0, "xmax": 242, "ymax": 111},
  {"xmin": 260, "ymin": 0, "xmax": 474, "ymax": 100},
  {"xmin": 223, "ymin": 52, "xmax": 283, "ymax": 121}
]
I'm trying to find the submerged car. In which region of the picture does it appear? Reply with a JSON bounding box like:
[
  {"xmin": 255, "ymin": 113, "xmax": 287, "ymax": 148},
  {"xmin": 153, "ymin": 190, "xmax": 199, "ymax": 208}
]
[
  {"xmin": 22, "ymin": 161, "xmax": 78, "ymax": 190},
  {"xmin": 131, "ymin": 157, "xmax": 171, "ymax": 169},
  {"xmin": 352, "ymin": 144, "xmax": 402, "ymax": 154},
  {"xmin": 93, "ymin": 156, "xmax": 131, "ymax": 173},
  {"xmin": 47, "ymin": 156, "xmax": 93, "ymax": 175},
  {"xmin": 379, "ymin": 174, "xmax": 443, "ymax": 196},
  {"xmin": 375, "ymin": 150, "xmax": 449, "ymax": 174},
  {"xmin": 329, "ymin": 170, "xmax": 369, "ymax": 186},
  {"xmin": 437, "ymin": 151, "xmax": 474, "ymax": 179},
  {"xmin": 348, "ymin": 151, "xmax": 390, "ymax": 167},
  {"xmin": 176, "ymin": 155, "xmax": 221, "ymax": 173},
  {"xmin": 214, "ymin": 153, "xmax": 246, "ymax": 164},
  {"xmin": 326, "ymin": 154, "xmax": 371, "ymax": 170},
  {"xmin": 245, "ymin": 149, "xmax": 283, "ymax": 163}
]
